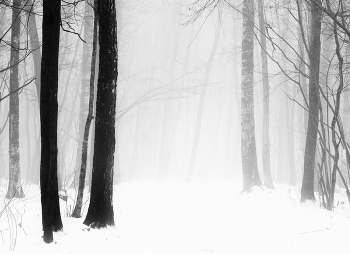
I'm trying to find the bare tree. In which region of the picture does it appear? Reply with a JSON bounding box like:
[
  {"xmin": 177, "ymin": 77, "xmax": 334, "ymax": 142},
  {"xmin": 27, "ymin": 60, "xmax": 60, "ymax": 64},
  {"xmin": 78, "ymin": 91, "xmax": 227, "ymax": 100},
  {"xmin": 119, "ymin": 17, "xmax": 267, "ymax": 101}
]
[
  {"xmin": 83, "ymin": 0, "xmax": 117, "ymax": 228},
  {"xmin": 72, "ymin": 0, "xmax": 97, "ymax": 218},
  {"xmin": 241, "ymin": 0, "xmax": 262, "ymax": 192},
  {"xmin": 6, "ymin": 0, "xmax": 24, "ymax": 199},
  {"xmin": 73, "ymin": 0, "xmax": 94, "ymax": 188},
  {"xmin": 257, "ymin": 0, "xmax": 273, "ymax": 189},
  {"xmin": 300, "ymin": 0, "xmax": 322, "ymax": 202},
  {"xmin": 40, "ymin": 0, "xmax": 63, "ymax": 243},
  {"xmin": 23, "ymin": 0, "xmax": 41, "ymax": 99}
]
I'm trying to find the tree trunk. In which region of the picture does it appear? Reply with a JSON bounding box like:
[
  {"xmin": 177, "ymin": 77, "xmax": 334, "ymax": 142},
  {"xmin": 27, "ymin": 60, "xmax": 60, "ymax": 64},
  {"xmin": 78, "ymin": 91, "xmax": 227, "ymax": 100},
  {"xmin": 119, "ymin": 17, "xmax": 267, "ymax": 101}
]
[
  {"xmin": 73, "ymin": 0, "xmax": 94, "ymax": 189},
  {"xmin": 241, "ymin": 0, "xmax": 262, "ymax": 192},
  {"xmin": 40, "ymin": 0, "xmax": 63, "ymax": 243},
  {"xmin": 257, "ymin": 0, "xmax": 273, "ymax": 189},
  {"xmin": 300, "ymin": 0, "xmax": 322, "ymax": 202},
  {"xmin": 24, "ymin": 0, "xmax": 41, "ymax": 100},
  {"xmin": 72, "ymin": 5, "xmax": 97, "ymax": 218},
  {"xmin": 83, "ymin": 0, "xmax": 117, "ymax": 228},
  {"xmin": 23, "ymin": 1, "xmax": 42, "ymax": 186},
  {"xmin": 328, "ymin": 18, "xmax": 344, "ymax": 210},
  {"xmin": 6, "ymin": 0, "xmax": 24, "ymax": 199}
]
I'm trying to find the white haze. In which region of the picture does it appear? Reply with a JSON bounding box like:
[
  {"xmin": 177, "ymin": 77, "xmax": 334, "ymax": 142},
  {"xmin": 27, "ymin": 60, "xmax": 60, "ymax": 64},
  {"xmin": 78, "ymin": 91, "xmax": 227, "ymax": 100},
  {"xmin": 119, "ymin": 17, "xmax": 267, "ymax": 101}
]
[{"xmin": 0, "ymin": 0, "xmax": 349, "ymax": 253}]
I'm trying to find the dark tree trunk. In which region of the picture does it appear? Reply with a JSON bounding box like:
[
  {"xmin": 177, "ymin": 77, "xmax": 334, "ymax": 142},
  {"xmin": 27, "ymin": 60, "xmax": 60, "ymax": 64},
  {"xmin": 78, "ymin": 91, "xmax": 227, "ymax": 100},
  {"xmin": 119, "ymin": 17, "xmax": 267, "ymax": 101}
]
[
  {"xmin": 83, "ymin": 0, "xmax": 117, "ymax": 228},
  {"xmin": 241, "ymin": 0, "xmax": 262, "ymax": 192},
  {"xmin": 40, "ymin": 0, "xmax": 63, "ymax": 243},
  {"xmin": 72, "ymin": 4, "xmax": 97, "ymax": 218},
  {"xmin": 6, "ymin": 0, "xmax": 24, "ymax": 199},
  {"xmin": 300, "ymin": 0, "xmax": 322, "ymax": 202}
]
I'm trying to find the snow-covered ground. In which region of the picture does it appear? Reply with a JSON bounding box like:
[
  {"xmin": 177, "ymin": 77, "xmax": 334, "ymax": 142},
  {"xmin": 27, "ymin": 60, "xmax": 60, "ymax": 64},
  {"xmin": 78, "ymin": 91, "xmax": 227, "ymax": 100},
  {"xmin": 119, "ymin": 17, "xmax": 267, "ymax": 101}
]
[{"xmin": 1, "ymin": 179, "xmax": 349, "ymax": 253}]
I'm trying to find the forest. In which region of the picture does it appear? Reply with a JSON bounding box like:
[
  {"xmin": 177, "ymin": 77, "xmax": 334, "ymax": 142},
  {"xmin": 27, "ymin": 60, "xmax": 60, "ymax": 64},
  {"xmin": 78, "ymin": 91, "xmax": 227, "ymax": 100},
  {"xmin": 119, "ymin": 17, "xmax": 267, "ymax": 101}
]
[{"xmin": 1, "ymin": 0, "xmax": 350, "ymax": 252}]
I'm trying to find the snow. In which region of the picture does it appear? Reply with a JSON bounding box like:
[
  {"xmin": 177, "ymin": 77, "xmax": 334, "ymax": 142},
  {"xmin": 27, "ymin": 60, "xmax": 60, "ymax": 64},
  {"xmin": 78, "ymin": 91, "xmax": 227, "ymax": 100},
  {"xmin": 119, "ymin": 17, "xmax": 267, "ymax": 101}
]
[{"xmin": 1, "ymin": 180, "xmax": 350, "ymax": 253}]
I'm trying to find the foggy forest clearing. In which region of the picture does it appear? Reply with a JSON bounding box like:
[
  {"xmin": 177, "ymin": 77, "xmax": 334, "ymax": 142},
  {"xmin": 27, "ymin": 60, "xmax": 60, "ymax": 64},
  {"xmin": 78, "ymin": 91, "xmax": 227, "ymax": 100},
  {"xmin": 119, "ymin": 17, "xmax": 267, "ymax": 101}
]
[{"xmin": 1, "ymin": 180, "xmax": 349, "ymax": 253}]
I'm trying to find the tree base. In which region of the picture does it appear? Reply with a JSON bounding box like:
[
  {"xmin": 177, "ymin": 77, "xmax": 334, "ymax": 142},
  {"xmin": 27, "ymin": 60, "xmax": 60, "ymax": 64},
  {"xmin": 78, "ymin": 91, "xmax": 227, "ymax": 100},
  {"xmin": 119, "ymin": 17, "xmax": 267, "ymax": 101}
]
[
  {"xmin": 71, "ymin": 209, "xmax": 82, "ymax": 218},
  {"xmin": 43, "ymin": 231, "xmax": 53, "ymax": 243},
  {"xmin": 6, "ymin": 188, "xmax": 25, "ymax": 199}
]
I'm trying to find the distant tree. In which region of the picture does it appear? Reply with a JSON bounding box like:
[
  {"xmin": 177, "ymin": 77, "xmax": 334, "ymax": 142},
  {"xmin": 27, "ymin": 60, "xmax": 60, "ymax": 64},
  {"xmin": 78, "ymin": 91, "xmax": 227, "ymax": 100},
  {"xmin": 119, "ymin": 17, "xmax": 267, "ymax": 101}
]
[
  {"xmin": 24, "ymin": 0, "xmax": 41, "ymax": 99},
  {"xmin": 6, "ymin": 0, "xmax": 24, "ymax": 199},
  {"xmin": 300, "ymin": 0, "xmax": 322, "ymax": 202},
  {"xmin": 24, "ymin": 0, "xmax": 42, "ymax": 185},
  {"xmin": 257, "ymin": 0, "xmax": 273, "ymax": 189},
  {"xmin": 83, "ymin": 0, "xmax": 117, "ymax": 228},
  {"xmin": 40, "ymin": 0, "xmax": 63, "ymax": 243},
  {"xmin": 241, "ymin": 0, "xmax": 262, "ymax": 192}
]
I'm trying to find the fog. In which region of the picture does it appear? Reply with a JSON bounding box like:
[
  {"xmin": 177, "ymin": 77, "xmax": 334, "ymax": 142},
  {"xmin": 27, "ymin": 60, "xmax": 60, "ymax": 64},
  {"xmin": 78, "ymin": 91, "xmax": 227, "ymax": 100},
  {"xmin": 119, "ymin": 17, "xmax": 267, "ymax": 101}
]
[
  {"xmin": 3, "ymin": 0, "xmax": 350, "ymax": 252},
  {"xmin": 0, "ymin": 0, "xmax": 308, "ymax": 189}
]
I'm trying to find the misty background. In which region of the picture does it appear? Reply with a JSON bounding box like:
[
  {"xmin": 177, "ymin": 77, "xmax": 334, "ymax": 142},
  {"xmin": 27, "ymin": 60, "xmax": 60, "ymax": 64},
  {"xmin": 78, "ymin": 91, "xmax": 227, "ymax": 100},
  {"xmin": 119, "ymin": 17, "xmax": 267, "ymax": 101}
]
[{"xmin": 0, "ymin": 0, "xmax": 315, "ymax": 188}]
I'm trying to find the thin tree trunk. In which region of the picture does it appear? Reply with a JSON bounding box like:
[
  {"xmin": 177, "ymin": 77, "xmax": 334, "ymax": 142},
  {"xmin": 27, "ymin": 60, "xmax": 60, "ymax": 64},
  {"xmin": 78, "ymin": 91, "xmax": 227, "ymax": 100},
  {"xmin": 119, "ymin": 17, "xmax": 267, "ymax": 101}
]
[
  {"xmin": 328, "ymin": 18, "xmax": 344, "ymax": 210},
  {"xmin": 300, "ymin": 0, "xmax": 322, "ymax": 202},
  {"xmin": 25, "ymin": 94, "xmax": 31, "ymax": 183},
  {"xmin": 6, "ymin": 0, "xmax": 24, "ymax": 199},
  {"xmin": 241, "ymin": 0, "xmax": 262, "ymax": 192},
  {"xmin": 257, "ymin": 0, "xmax": 273, "ymax": 189},
  {"xmin": 24, "ymin": 0, "xmax": 41, "ymax": 100},
  {"xmin": 73, "ymin": 0, "xmax": 94, "ymax": 188},
  {"xmin": 72, "ymin": 9, "xmax": 97, "ymax": 218}
]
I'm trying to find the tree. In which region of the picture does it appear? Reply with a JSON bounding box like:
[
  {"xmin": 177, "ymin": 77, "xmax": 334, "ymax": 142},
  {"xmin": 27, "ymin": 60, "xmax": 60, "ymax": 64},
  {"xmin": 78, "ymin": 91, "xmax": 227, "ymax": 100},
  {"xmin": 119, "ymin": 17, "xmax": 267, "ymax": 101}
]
[
  {"xmin": 73, "ymin": 0, "xmax": 94, "ymax": 188},
  {"xmin": 40, "ymin": 0, "xmax": 63, "ymax": 243},
  {"xmin": 83, "ymin": 0, "xmax": 117, "ymax": 228},
  {"xmin": 241, "ymin": 0, "xmax": 262, "ymax": 192},
  {"xmin": 300, "ymin": 0, "xmax": 322, "ymax": 202},
  {"xmin": 72, "ymin": 1, "xmax": 97, "ymax": 218},
  {"xmin": 24, "ymin": 0, "xmax": 41, "ymax": 99},
  {"xmin": 6, "ymin": 0, "xmax": 24, "ymax": 199},
  {"xmin": 257, "ymin": 0, "xmax": 273, "ymax": 189},
  {"xmin": 24, "ymin": 0, "xmax": 42, "ymax": 185}
]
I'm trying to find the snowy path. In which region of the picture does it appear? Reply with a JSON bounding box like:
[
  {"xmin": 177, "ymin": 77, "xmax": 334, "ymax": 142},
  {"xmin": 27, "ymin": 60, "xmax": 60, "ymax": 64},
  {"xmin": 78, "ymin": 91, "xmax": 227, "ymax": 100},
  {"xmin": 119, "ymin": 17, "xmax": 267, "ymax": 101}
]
[{"xmin": 1, "ymin": 180, "xmax": 350, "ymax": 253}]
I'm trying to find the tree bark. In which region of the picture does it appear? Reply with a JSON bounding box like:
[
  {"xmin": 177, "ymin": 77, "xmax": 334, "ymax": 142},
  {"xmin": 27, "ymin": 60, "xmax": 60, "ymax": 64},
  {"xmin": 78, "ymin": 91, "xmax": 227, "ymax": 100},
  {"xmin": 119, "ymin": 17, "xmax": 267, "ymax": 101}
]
[
  {"xmin": 241, "ymin": 0, "xmax": 262, "ymax": 192},
  {"xmin": 6, "ymin": 0, "xmax": 24, "ymax": 199},
  {"xmin": 83, "ymin": 0, "xmax": 117, "ymax": 228},
  {"xmin": 40, "ymin": 0, "xmax": 63, "ymax": 243},
  {"xmin": 300, "ymin": 0, "xmax": 322, "ymax": 202}
]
